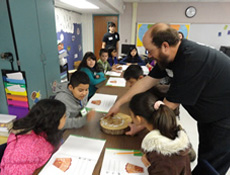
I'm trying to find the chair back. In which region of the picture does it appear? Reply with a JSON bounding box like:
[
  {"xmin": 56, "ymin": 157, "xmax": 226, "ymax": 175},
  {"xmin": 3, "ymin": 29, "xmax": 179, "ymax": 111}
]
[{"xmin": 192, "ymin": 159, "xmax": 220, "ymax": 175}]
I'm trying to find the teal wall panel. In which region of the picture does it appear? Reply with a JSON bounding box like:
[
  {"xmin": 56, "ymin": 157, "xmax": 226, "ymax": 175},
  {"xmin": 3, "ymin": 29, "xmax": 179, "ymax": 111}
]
[{"xmin": 0, "ymin": 0, "xmax": 19, "ymax": 113}]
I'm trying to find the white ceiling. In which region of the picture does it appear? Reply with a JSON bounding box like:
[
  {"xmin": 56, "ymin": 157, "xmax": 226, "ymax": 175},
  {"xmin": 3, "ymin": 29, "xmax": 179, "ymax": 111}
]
[{"xmin": 55, "ymin": 0, "xmax": 230, "ymax": 14}]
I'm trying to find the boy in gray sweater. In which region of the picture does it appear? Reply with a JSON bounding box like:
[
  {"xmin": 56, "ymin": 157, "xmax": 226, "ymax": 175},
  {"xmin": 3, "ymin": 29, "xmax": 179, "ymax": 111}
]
[{"xmin": 55, "ymin": 71, "xmax": 94, "ymax": 129}]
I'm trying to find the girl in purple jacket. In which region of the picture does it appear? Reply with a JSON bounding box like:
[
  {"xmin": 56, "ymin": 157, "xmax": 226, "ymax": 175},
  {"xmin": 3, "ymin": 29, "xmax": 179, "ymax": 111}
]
[{"xmin": 0, "ymin": 99, "xmax": 66, "ymax": 175}]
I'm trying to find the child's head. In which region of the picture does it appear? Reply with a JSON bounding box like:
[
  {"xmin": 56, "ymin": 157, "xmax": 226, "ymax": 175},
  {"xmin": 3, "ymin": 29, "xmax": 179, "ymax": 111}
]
[
  {"xmin": 178, "ymin": 31, "xmax": 184, "ymax": 40},
  {"xmin": 68, "ymin": 71, "xmax": 90, "ymax": 100},
  {"xmin": 128, "ymin": 46, "xmax": 138, "ymax": 58},
  {"xmin": 123, "ymin": 65, "xmax": 144, "ymax": 88},
  {"xmin": 99, "ymin": 49, "xmax": 109, "ymax": 63},
  {"xmin": 108, "ymin": 46, "xmax": 117, "ymax": 58},
  {"xmin": 129, "ymin": 92, "xmax": 179, "ymax": 140},
  {"xmin": 12, "ymin": 99, "xmax": 66, "ymax": 147},
  {"xmin": 79, "ymin": 52, "xmax": 97, "ymax": 69}
]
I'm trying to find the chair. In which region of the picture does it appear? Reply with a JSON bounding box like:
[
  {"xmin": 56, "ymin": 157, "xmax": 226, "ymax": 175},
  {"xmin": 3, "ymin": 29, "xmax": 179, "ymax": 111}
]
[
  {"xmin": 192, "ymin": 159, "xmax": 220, "ymax": 175},
  {"xmin": 74, "ymin": 60, "xmax": 81, "ymax": 70},
  {"xmin": 0, "ymin": 143, "xmax": 7, "ymax": 163}
]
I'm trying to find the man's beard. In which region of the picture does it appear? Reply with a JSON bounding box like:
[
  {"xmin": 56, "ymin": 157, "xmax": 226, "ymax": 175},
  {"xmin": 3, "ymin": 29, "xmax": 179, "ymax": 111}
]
[{"xmin": 157, "ymin": 52, "xmax": 170, "ymax": 70}]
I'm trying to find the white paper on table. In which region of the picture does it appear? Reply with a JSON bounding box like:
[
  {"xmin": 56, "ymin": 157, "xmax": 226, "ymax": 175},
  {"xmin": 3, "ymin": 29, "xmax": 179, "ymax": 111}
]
[
  {"xmin": 100, "ymin": 148, "xmax": 148, "ymax": 175},
  {"xmin": 39, "ymin": 135, "xmax": 106, "ymax": 175},
  {"xmin": 106, "ymin": 77, "xmax": 126, "ymax": 87},
  {"xmin": 6, "ymin": 85, "xmax": 25, "ymax": 92},
  {"xmin": 0, "ymin": 114, "xmax": 17, "ymax": 123},
  {"xmin": 116, "ymin": 65, "xmax": 128, "ymax": 71},
  {"xmin": 141, "ymin": 66, "xmax": 149, "ymax": 75},
  {"xmin": 105, "ymin": 71, "xmax": 121, "ymax": 77},
  {"xmin": 86, "ymin": 93, "xmax": 117, "ymax": 113},
  {"xmin": 6, "ymin": 72, "xmax": 23, "ymax": 80}
]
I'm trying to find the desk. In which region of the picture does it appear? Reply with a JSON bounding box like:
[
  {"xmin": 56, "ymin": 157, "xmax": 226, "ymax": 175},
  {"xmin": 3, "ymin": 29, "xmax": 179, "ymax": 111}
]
[{"xmin": 34, "ymin": 77, "xmax": 147, "ymax": 175}]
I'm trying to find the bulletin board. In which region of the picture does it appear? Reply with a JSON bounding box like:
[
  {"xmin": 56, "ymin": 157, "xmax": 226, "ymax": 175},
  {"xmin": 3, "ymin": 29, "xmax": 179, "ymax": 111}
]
[
  {"xmin": 188, "ymin": 24, "xmax": 230, "ymax": 50},
  {"xmin": 136, "ymin": 23, "xmax": 190, "ymax": 54},
  {"xmin": 136, "ymin": 23, "xmax": 230, "ymax": 54}
]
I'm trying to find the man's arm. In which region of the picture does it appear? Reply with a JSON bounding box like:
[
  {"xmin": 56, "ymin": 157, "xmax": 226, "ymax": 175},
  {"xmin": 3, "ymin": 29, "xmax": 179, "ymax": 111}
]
[
  {"xmin": 106, "ymin": 76, "xmax": 160, "ymax": 117},
  {"xmin": 102, "ymin": 42, "xmax": 106, "ymax": 49},
  {"xmin": 163, "ymin": 98, "xmax": 180, "ymax": 110}
]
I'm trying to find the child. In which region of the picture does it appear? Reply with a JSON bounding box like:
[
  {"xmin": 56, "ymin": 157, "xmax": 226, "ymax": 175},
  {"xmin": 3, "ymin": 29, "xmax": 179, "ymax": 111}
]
[
  {"xmin": 123, "ymin": 65, "xmax": 144, "ymax": 88},
  {"xmin": 120, "ymin": 46, "xmax": 145, "ymax": 66},
  {"xmin": 97, "ymin": 49, "xmax": 112, "ymax": 73},
  {"xmin": 0, "ymin": 99, "xmax": 66, "ymax": 174},
  {"xmin": 108, "ymin": 46, "xmax": 119, "ymax": 66},
  {"xmin": 78, "ymin": 52, "xmax": 106, "ymax": 98},
  {"xmin": 54, "ymin": 71, "xmax": 95, "ymax": 129},
  {"xmin": 129, "ymin": 92, "xmax": 191, "ymax": 175}
]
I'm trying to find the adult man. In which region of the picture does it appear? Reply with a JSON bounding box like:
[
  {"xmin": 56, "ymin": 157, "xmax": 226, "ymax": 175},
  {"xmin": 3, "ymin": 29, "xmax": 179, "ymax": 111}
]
[
  {"xmin": 102, "ymin": 22, "xmax": 120, "ymax": 52},
  {"xmin": 107, "ymin": 23, "xmax": 230, "ymax": 175}
]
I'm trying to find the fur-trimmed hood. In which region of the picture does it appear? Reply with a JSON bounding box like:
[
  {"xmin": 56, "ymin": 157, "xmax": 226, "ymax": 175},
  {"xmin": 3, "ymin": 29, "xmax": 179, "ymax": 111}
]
[{"xmin": 141, "ymin": 129, "xmax": 190, "ymax": 156}]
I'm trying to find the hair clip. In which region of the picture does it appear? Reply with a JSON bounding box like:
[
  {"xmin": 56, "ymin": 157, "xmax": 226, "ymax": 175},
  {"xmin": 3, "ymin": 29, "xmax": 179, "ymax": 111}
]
[{"xmin": 154, "ymin": 101, "xmax": 164, "ymax": 110}]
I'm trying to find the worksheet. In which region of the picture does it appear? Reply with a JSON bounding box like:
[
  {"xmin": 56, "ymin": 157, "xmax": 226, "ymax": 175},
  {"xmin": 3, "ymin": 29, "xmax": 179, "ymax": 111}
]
[
  {"xmin": 106, "ymin": 77, "xmax": 126, "ymax": 87},
  {"xmin": 100, "ymin": 148, "xmax": 148, "ymax": 175},
  {"xmin": 86, "ymin": 93, "xmax": 117, "ymax": 113},
  {"xmin": 105, "ymin": 71, "xmax": 121, "ymax": 77},
  {"xmin": 39, "ymin": 135, "xmax": 106, "ymax": 175}
]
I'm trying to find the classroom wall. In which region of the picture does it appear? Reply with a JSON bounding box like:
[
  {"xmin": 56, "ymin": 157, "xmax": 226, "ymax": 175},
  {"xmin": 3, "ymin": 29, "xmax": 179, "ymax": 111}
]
[{"xmin": 119, "ymin": 2, "xmax": 230, "ymax": 46}]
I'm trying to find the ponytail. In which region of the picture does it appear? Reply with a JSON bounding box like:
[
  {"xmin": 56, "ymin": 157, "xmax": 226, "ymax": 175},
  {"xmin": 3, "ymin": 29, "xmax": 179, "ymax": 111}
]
[
  {"xmin": 129, "ymin": 92, "xmax": 181, "ymax": 140},
  {"xmin": 153, "ymin": 105, "xmax": 180, "ymax": 140}
]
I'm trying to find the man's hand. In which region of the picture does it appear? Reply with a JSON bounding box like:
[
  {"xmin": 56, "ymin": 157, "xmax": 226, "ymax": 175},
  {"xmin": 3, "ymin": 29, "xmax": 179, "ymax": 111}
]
[
  {"xmin": 125, "ymin": 123, "xmax": 145, "ymax": 136},
  {"xmin": 105, "ymin": 102, "xmax": 120, "ymax": 118}
]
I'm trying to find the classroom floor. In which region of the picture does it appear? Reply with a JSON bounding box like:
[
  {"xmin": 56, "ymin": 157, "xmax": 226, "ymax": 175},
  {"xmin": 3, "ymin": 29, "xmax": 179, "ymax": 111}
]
[{"xmin": 179, "ymin": 106, "xmax": 230, "ymax": 175}]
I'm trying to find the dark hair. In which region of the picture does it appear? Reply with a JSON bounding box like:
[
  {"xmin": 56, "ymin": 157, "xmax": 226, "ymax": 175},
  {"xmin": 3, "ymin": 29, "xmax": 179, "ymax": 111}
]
[
  {"xmin": 124, "ymin": 65, "xmax": 143, "ymax": 80},
  {"xmin": 151, "ymin": 23, "xmax": 180, "ymax": 48},
  {"xmin": 78, "ymin": 51, "xmax": 101, "ymax": 72},
  {"xmin": 125, "ymin": 46, "xmax": 140, "ymax": 63},
  {"xmin": 108, "ymin": 46, "xmax": 117, "ymax": 58},
  {"xmin": 178, "ymin": 31, "xmax": 184, "ymax": 39},
  {"xmin": 99, "ymin": 48, "xmax": 108, "ymax": 56},
  {"xmin": 108, "ymin": 22, "xmax": 116, "ymax": 28},
  {"xmin": 129, "ymin": 92, "xmax": 180, "ymax": 140},
  {"xmin": 12, "ymin": 99, "xmax": 66, "ymax": 148},
  {"xmin": 69, "ymin": 71, "xmax": 90, "ymax": 88}
]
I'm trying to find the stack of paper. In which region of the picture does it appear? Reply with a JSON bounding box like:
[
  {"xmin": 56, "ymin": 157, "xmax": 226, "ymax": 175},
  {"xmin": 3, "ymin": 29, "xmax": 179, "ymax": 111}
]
[
  {"xmin": 100, "ymin": 148, "xmax": 148, "ymax": 175},
  {"xmin": 39, "ymin": 135, "xmax": 106, "ymax": 175},
  {"xmin": 141, "ymin": 66, "xmax": 150, "ymax": 75},
  {"xmin": 106, "ymin": 77, "xmax": 126, "ymax": 87},
  {"xmin": 0, "ymin": 114, "xmax": 17, "ymax": 136},
  {"xmin": 105, "ymin": 71, "xmax": 121, "ymax": 77},
  {"xmin": 86, "ymin": 93, "xmax": 117, "ymax": 113}
]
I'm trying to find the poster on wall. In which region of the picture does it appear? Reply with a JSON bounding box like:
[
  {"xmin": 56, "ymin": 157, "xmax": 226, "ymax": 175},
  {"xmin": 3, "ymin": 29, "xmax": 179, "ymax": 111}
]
[
  {"xmin": 136, "ymin": 23, "xmax": 190, "ymax": 54},
  {"xmin": 55, "ymin": 8, "xmax": 83, "ymax": 79}
]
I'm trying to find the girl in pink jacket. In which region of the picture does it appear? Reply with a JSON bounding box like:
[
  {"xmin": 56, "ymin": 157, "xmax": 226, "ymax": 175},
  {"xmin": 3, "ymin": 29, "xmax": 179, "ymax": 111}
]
[{"xmin": 0, "ymin": 99, "xmax": 66, "ymax": 175}]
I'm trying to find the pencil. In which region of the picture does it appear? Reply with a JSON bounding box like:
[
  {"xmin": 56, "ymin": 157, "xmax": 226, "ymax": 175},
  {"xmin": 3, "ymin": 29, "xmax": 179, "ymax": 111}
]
[{"xmin": 116, "ymin": 152, "xmax": 141, "ymax": 155}]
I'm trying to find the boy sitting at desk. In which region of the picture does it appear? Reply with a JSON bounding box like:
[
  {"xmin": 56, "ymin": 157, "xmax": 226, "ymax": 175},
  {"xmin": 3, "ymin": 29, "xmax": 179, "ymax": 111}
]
[
  {"xmin": 123, "ymin": 65, "xmax": 170, "ymax": 135},
  {"xmin": 54, "ymin": 71, "xmax": 95, "ymax": 129}
]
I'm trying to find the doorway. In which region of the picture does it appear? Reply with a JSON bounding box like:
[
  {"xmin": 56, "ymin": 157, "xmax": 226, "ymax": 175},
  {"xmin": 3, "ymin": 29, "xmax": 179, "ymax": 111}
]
[{"xmin": 93, "ymin": 15, "xmax": 118, "ymax": 59}]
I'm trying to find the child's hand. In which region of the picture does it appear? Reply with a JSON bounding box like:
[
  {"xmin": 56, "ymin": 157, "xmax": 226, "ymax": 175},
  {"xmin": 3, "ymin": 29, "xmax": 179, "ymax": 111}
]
[
  {"xmin": 141, "ymin": 154, "xmax": 151, "ymax": 167},
  {"xmin": 95, "ymin": 75, "xmax": 100, "ymax": 79},
  {"xmin": 86, "ymin": 110, "xmax": 95, "ymax": 121},
  {"xmin": 125, "ymin": 123, "xmax": 145, "ymax": 136}
]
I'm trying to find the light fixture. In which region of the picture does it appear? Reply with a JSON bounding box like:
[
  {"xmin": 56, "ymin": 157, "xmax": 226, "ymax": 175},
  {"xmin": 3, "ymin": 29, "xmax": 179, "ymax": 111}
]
[{"xmin": 60, "ymin": 0, "xmax": 99, "ymax": 9}]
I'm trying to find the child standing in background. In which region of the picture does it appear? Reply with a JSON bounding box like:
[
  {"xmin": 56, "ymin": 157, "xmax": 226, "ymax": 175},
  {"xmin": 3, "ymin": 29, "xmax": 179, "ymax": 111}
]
[
  {"xmin": 120, "ymin": 46, "xmax": 145, "ymax": 66},
  {"xmin": 0, "ymin": 99, "xmax": 66, "ymax": 175},
  {"xmin": 129, "ymin": 92, "xmax": 191, "ymax": 175},
  {"xmin": 55, "ymin": 71, "xmax": 95, "ymax": 129},
  {"xmin": 108, "ymin": 46, "xmax": 119, "ymax": 66},
  {"xmin": 78, "ymin": 52, "xmax": 106, "ymax": 98}
]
